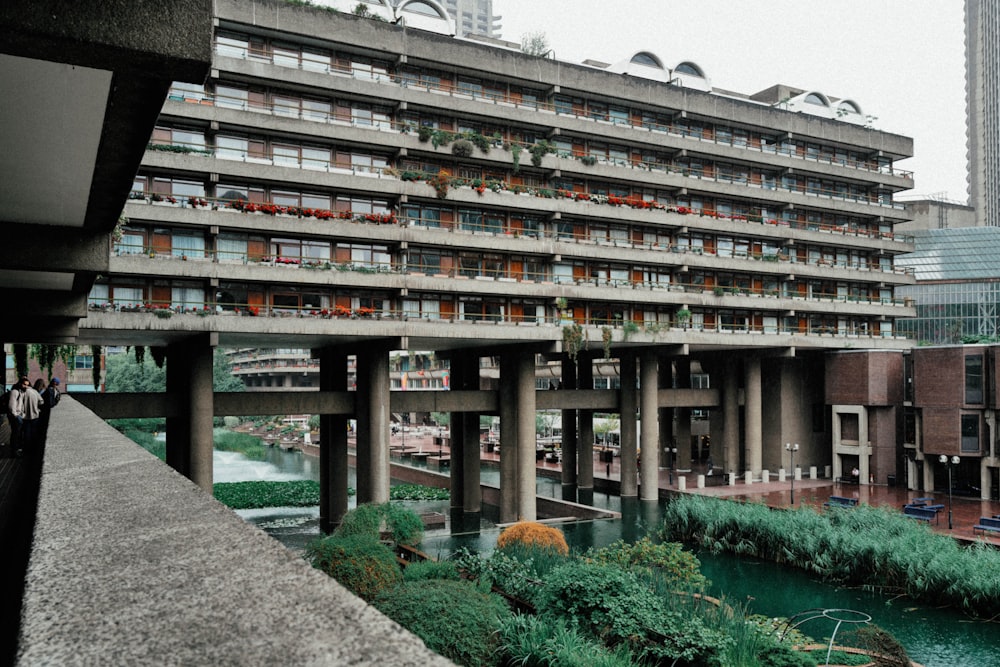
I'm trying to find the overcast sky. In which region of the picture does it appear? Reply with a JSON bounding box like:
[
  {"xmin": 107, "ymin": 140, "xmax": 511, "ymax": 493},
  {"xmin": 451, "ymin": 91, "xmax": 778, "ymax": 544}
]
[{"xmin": 494, "ymin": 0, "xmax": 968, "ymax": 204}]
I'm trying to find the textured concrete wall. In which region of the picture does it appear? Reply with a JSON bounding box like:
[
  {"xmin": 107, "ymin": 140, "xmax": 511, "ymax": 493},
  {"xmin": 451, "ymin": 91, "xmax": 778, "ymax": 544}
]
[{"xmin": 17, "ymin": 397, "xmax": 453, "ymax": 666}]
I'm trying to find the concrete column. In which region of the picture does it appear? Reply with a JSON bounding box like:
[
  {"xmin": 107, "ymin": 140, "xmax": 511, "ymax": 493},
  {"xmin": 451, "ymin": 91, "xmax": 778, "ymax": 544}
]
[
  {"xmin": 744, "ymin": 356, "xmax": 763, "ymax": 475},
  {"xmin": 165, "ymin": 345, "xmax": 190, "ymax": 477},
  {"xmin": 356, "ymin": 347, "xmax": 390, "ymax": 504},
  {"xmin": 318, "ymin": 347, "xmax": 349, "ymax": 534},
  {"xmin": 165, "ymin": 335, "xmax": 214, "ymax": 492},
  {"xmin": 578, "ymin": 355, "xmax": 594, "ymax": 489},
  {"xmin": 560, "ymin": 356, "xmax": 578, "ymax": 490},
  {"xmin": 658, "ymin": 355, "xmax": 673, "ymax": 469},
  {"xmin": 619, "ymin": 352, "xmax": 638, "ymax": 497},
  {"xmin": 722, "ymin": 363, "xmax": 740, "ymax": 474},
  {"xmin": 639, "ymin": 350, "xmax": 659, "ymax": 501},
  {"xmin": 675, "ymin": 358, "xmax": 692, "ymax": 469},
  {"xmin": 515, "ymin": 352, "xmax": 537, "ymax": 521},
  {"xmin": 498, "ymin": 354, "xmax": 519, "ymax": 523},
  {"xmin": 449, "ymin": 354, "xmax": 481, "ymax": 514}
]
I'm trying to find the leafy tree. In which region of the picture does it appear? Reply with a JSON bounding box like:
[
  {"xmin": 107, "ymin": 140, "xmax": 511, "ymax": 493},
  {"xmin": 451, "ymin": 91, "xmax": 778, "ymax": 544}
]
[
  {"xmin": 520, "ymin": 31, "xmax": 550, "ymax": 57},
  {"xmin": 104, "ymin": 348, "xmax": 244, "ymax": 393}
]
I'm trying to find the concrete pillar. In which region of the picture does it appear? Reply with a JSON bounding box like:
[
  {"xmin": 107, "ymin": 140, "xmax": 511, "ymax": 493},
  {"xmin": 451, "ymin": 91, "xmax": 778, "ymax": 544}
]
[
  {"xmin": 675, "ymin": 358, "xmax": 692, "ymax": 469},
  {"xmin": 744, "ymin": 356, "xmax": 763, "ymax": 474},
  {"xmin": 165, "ymin": 335, "xmax": 214, "ymax": 492},
  {"xmin": 450, "ymin": 354, "xmax": 481, "ymax": 514},
  {"xmin": 619, "ymin": 352, "xmax": 638, "ymax": 497},
  {"xmin": 356, "ymin": 347, "xmax": 390, "ymax": 504},
  {"xmin": 560, "ymin": 356, "xmax": 578, "ymax": 490},
  {"xmin": 639, "ymin": 350, "xmax": 659, "ymax": 501},
  {"xmin": 498, "ymin": 354, "xmax": 519, "ymax": 523},
  {"xmin": 722, "ymin": 362, "xmax": 740, "ymax": 474},
  {"xmin": 657, "ymin": 355, "xmax": 673, "ymax": 469},
  {"xmin": 515, "ymin": 352, "xmax": 537, "ymax": 521},
  {"xmin": 318, "ymin": 347, "xmax": 349, "ymax": 534},
  {"xmin": 578, "ymin": 355, "xmax": 594, "ymax": 489}
]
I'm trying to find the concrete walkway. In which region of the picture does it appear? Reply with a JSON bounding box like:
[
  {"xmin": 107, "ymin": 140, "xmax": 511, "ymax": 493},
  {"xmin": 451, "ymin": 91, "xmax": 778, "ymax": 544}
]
[{"xmin": 16, "ymin": 399, "xmax": 453, "ymax": 666}]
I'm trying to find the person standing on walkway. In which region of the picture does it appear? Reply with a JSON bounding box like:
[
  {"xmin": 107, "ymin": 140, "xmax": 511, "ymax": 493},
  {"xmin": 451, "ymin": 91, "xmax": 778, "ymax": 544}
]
[
  {"xmin": 8, "ymin": 376, "xmax": 30, "ymax": 455},
  {"xmin": 21, "ymin": 378, "xmax": 43, "ymax": 452},
  {"xmin": 38, "ymin": 377, "xmax": 60, "ymax": 442}
]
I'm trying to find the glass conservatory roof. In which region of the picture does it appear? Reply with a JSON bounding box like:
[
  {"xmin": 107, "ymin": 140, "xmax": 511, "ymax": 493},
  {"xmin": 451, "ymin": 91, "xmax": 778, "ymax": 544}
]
[{"xmin": 896, "ymin": 227, "xmax": 1000, "ymax": 281}]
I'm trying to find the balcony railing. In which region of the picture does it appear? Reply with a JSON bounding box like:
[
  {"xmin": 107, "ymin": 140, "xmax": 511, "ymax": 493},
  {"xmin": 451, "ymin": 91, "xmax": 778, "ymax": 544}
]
[
  {"xmin": 124, "ymin": 190, "xmax": 917, "ymax": 272},
  {"xmin": 198, "ymin": 43, "xmax": 913, "ymax": 179},
  {"xmin": 83, "ymin": 299, "xmax": 907, "ymax": 341}
]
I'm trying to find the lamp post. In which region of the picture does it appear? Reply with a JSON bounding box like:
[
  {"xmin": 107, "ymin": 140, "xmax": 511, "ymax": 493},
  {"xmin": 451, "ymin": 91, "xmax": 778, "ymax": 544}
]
[
  {"xmin": 668, "ymin": 446, "xmax": 677, "ymax": 485},
  {"xmin": 785, "ymin": 443, "xmax": 799, "ymax": 505},
  {"xmin": 939, "ymin": 454, "xmax": 960, "ymax": 530}
]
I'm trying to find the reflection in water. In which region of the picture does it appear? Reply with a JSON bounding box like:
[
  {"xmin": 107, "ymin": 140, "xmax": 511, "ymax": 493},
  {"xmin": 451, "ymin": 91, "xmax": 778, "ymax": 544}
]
[{"xmin": 215, "ymin": 447, "xmax": 994, "ymax": 667}]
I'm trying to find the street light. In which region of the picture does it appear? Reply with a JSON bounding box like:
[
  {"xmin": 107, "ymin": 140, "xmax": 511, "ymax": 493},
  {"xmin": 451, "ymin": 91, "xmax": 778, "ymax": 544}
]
[
  {"xmin": 785, "ymin": 443, "xmax": 799, "ymax": 505},
  {"xmin": 938, "ymin": 454, "xmax": 960, "ymax": 530},
  {"xmin": 668, "ymin": 447, "xmax": 677, "ymax": 485}
]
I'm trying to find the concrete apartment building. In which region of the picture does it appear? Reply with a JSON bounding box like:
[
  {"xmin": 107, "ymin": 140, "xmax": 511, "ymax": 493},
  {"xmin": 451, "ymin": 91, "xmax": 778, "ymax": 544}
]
[{"xmin": 75, "ymin": 0, "xmax": 919, "ymax": 520}]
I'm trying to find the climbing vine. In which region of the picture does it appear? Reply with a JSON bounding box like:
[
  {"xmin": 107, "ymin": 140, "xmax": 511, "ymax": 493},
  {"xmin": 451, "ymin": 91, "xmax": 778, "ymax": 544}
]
[
  {"xmin": 562, "ymin": 324, "xmax": 585, "ymax": 361},
  {"xmin": 601, "ymin": 327, "xmax": 613, "ymax": 359},
  {"xmin": 91, "ymin": 345, "xmax": 102, "ymax": 390},
  {"xmin": 29, "ymin": 344, "xmax": 77, "ymax": 379}
]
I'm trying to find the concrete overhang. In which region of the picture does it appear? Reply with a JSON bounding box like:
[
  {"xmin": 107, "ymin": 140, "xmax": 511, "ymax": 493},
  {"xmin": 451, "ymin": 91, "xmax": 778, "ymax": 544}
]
[{"xmin": 0, "ymin": 0, "xmax": 212, "ymax": 344}]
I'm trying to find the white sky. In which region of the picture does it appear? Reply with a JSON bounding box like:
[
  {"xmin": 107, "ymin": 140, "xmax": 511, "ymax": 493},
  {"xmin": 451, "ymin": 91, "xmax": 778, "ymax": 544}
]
[{"xmin": 493, "ymin": 0, "xmax": 968, "ymax": 203}]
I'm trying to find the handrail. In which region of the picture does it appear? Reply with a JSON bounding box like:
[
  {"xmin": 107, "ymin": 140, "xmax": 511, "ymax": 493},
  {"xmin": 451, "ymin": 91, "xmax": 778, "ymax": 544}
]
[
  {"xmin": 126, "ymin": 184, "xmax": 917, "ymax": 249},
  {"xmin": 201, "ymin": 42, "xmax": 914, "ymax": 180},
  {"xmin": 85, "ymin": 299, "xmax": 903, "ymax": 338},
  {"xmin": 160, "ymin": 86, "xmax": 909, "ymax": 215}
]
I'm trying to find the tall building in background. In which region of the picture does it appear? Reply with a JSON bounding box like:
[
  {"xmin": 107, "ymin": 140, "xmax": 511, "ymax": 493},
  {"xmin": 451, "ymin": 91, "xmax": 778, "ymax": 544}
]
[
  {"xmin": 442, "ymin": 0, "xmax": 500, "ymax": 37},
  {"xmin": 965, "ymin": 0, "xmax": 1000, "ymax": 225}
]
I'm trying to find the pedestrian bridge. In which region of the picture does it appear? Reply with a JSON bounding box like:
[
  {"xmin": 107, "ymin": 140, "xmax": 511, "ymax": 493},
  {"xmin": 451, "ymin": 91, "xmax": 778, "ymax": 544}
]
[{"xmin": 6, "ymin": 398, "xmax": 452, "ymax": 665}]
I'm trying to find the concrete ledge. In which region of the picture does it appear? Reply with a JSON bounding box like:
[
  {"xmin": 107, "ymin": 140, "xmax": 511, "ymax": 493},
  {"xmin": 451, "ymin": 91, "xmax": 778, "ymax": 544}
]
[{"xmin": 17, "ymin": 398, "xmax": 453, "ymax": 666}]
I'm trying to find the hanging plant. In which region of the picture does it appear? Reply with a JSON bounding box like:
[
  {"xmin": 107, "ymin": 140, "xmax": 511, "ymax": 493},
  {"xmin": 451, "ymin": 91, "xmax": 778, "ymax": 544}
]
[
  {"xmin": 562, "ymin": 323, "xmax": 585, "ymax": 361},
  {"xmin": 13, "ymin": 344, "xmax": 28, "ymax": 379},
  {"xmin": 529, "ymin": 140, "xmax": 554, "ymax": 167},
  {"xmin": 91, "ymin": 345, "xmax": 102, "ymax": 390},
  {"xmin": 429, "ymin": 169, "xmax": 451, "ymax": 199},
  {"xmin": 510, "ymin": 143, "xmax": 522, "ymax": 174},
  {"xmin": 150, "ymin": 346, "xmax": 168, "ymax": 369},
  {"xmin": 134, "ymin": 345, "xmax": 145, "ymax": 366},
  {"xmin": 417, "ymin": 125, "xmax": 433, "ymax": 143},
  {"xmin": 601, "ymin": 327, "xmax": 613, "ymax": 359}
]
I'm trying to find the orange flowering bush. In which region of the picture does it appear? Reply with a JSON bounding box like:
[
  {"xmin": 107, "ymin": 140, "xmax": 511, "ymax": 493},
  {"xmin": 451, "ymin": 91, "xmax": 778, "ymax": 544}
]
[{"xmin": 496, "ymin": 521, "xmax": 568, "ymax": 556}]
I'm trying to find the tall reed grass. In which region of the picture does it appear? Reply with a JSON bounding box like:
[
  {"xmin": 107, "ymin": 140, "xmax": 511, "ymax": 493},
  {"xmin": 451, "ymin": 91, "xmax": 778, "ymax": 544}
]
[{"xmin": 660, "ymin": 495, "xmax": 1000, "ymax": 618}]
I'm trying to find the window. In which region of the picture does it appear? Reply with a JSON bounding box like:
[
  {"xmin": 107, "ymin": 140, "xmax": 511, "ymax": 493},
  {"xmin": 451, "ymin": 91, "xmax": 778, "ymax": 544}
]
[
  {"xmin": 114, "ymin": 226, "xmax": 145, "ymax": 255},
  {"xmin": 966, "ymin": 354, "xmax": 984, "ymax": 404},
  {"xmin": 215, "ymin": 84, "xmax": 248, "ymax": 110},
  {"xmin": 172, "ymin": 285, "xmax": 205, "ymax": 310},
  {"xmin": 171, "ymin": 230, "xmax": 206, "ymax": 259},
  {"xmin": 217, "ymin": 233, "xmax": 248, "ymax": 263},
  {"xmin": 73, "ymin": 355, "xmax": 94, "ymax": 370},
  {"xmin": 961, "ymin": 414, "xmax": 980, "ymax": 452}
]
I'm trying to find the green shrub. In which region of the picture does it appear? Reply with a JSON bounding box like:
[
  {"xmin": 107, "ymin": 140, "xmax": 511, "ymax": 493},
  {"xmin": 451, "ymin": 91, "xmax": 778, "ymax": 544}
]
[
  {"xmin": 536, "ymin": 561, "xmax": 663, "ymax": 645},
  {"xmin": 451, "ymin": 543, "xmax": 567, "ymax": 604},
  {"xmin": 305, "ymin": 533, "xmax": 401, "ymax": 601},
  {"xmin": 497, "ymin": 614, "xmax": 637, "ymax": 667},
  {"xmin": 403, "ymin": 560, "xmax": 460, "ymax": 582},
  {"xmin": 535, "ymin": 561, "xmax": 726, "ymax": 664},
  {"xmin": 334, "ymin": 502, "xmax": 424, "ymax": 546},
  {"xmin": 374, "ymin": 579, "xmax": 509, "ymax": 667},
  {"xmin": 583, "ymin": 537, "xmax": 707, "ymax": 590}
]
